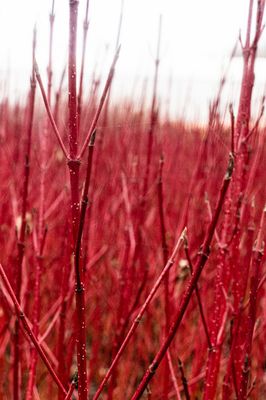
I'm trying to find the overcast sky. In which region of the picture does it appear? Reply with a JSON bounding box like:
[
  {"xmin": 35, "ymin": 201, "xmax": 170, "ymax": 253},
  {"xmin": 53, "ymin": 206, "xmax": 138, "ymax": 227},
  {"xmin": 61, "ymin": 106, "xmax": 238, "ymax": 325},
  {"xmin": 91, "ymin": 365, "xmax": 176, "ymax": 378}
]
[{"xmin": 0, "ymin": 0, "xmax": 266, "ymax": 122}]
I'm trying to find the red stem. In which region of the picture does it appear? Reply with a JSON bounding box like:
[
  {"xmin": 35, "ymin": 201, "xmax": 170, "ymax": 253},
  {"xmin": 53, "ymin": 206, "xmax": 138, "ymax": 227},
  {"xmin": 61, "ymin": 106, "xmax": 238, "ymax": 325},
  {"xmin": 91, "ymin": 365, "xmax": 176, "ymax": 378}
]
[
  {"xmin": 0, "ymin": 263, "xmax": 67, "ymax": 396},
  {"xmin": 184, "ymin": 242, "xmax": 212, "ymax": 349},
  {"xmin": 167, "ymin": 352, "xmax": 182, "ymax": 400},
  {"xmin": 14, "ymin": 28, "xmax": 37, "ymax": 400},
  {"xmin": 142, "ymin": 15, "xmax": 161, "ymax": 200},
  {"xmin": 238, "ymin": 206, "xmax": 265, "ymax": 399},
  {"xmin": 35, "ymin": 65, "xmax": 68, "ymax": 158},
  {"xmin": 64, "ymin": 378, "xmax": 77, "ymax": 400},
  {"xmin": 73, "ymin": 130, "xmax": 96, "ymax": 398},
  {"xmin": 93, "ymin": 230, "xmax": 186, "ymax": 400},
  {"xmin": 77, "ymin": 0, "xmax": 90, "ymax": 128},
  {"xmin": 26, "ymin": 3, "xmax": 55, "ymax": 395},
  {"xmin": 178, "ymin": 358, "xmax": 190, "ymax": 400},
  {"xmin": 130, "ymin": 152, "xmax": 234, "ymax": 400},
  {"xmin": 25, "ymin": 246, "xmax": 45, "ymax": 400},
  {"xmin": 157, "ymin": 155, "xmax": 171, "ymax": 398},
  {"xmin": 67, "ymin": 1, "xmax": 90, "ymax": 399},
  {"xmin": 47, "ymin": 0, "xmax": 55, "ymax": 105},
  {"xmin": 78, "ymin": 45, "xmax": 121, "ymax": 159},
  {"xmin": 54, "ymin": 66, "xmax": 66, "ymax": 126}
]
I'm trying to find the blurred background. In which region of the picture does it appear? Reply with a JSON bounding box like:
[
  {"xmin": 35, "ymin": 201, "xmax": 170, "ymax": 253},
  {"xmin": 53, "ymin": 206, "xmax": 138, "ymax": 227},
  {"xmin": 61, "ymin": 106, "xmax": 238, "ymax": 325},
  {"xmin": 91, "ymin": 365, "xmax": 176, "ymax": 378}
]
[{"xmin": 0, "ymin": 0, "xmax": 266, "ymax": 122}]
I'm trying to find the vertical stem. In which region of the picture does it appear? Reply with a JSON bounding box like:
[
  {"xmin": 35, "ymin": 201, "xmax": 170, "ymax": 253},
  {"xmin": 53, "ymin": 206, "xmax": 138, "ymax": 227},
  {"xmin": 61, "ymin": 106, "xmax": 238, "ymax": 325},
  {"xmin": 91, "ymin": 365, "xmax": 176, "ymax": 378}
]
[
  {"xmin": 54, "ymin": 66, "xmax": 66, "ymax": 126},
  {"xmin": 64, "ymin": 372, "xmax": 77, "ymax": 400},
  {"xmin": 142, "ymin": 15, "xmax": 161, "ymax": 199},
  {"xmin": 26, "ymin": 2, "xmax": 55, "ymax": 395},
  {"xmin": 184, "ymin": 240, "xmax": 211, "ymax": 349},
  {"xmin": 77, "ymin": 0, "xmax": 90, "ymax": 128},
  {"xmin": 166, "ymin": 352, "xmax": 182, "ymax": 400},
  {"xmin": 0, "ymin": 264, "xmax": 67, "ymax": 396},
  {"xmin": 130, "ymin": 153, "xmax": 234, "ymax": 400},
  {"xmin": 78, "ymin": 46, "xmax": 121, "ymax": 159},
  {"xmin": 178, "ymin": 358, "xmax": 190, "ymax": 400},
  {"xmin": 14, "ymin": 27, "xmax": 36, "ymax": 400},
  {"xmin": 93, "ymin": 230, "xmax": 186, "ymax": 400},
  {"xmin": 68, "ymin": 0, "xmax": 79, "ymax": 161},
  {"xmin": 57, "ymin": 251, "xmax": 71, "ymax": 400},
  {"xmin": 68, "ymin": 2, "xmax": 88, "ymax": 399},
  {"xmin": 47, "ymin": 0, "xmax": 55, "ymax": 105},
  {"xmin": 74, "ymin": 131, "xmax": 96, "ymax": 400},
  {"xmin": 25, "ymin": 231, "xmax": 47, "ymax": 400},
  {"xmin": 157, "ymin": 156, "xmax": 171, "ymax": 398},
  {"xmin": 204, "ymin": 4, "xmax": 265, "ymax": 397},
  {"xmin": 238, "ymin": 206, "xmax": 265, "ymax": 399},
  {"xmin": 96, "ymin": 0, "xmax": 124, "ymax": 146}
]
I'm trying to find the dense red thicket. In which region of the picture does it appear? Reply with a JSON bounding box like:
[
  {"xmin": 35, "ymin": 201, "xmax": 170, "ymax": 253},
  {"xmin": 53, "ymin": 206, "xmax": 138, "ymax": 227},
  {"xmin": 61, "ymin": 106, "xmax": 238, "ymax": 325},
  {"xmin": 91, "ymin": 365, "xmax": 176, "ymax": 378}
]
[
  {"xmin": 0, "ymin": 1, "xmax": 266, "ymax": 399},
  {"xmin": 0, "ymin": 95, "xmax": 265, "ymax": 399}
]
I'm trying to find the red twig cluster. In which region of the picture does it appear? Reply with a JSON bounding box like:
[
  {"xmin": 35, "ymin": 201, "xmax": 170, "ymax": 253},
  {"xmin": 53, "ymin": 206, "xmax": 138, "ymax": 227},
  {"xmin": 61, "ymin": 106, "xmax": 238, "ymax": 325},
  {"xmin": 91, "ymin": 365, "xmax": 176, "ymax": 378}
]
[{"xmin": 0, "ymin": 1, "xmax": 265, "ymax": 399}]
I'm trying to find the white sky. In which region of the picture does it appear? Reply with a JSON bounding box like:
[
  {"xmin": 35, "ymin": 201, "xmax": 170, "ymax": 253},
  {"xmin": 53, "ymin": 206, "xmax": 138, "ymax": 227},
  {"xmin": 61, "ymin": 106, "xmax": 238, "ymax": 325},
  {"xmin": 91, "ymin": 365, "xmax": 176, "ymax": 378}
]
[{"xmin": 0, "ymin": 0, "xmax": 266, "ymax": 122}]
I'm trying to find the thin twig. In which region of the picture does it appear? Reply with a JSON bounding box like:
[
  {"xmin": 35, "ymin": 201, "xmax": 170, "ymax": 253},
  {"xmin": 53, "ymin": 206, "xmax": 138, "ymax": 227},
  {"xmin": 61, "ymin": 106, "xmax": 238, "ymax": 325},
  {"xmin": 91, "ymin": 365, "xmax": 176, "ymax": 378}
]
[
  {"xmin": 78, "ymin": 45, "xmax": 121, "ymax": 158},
  {"xmin": 0, "ymin": 264, "xmax": 67, "ymax": 395},
  {"xmin": 35, "ymin": 62, "xmax": 68, "ymax": 158}
]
